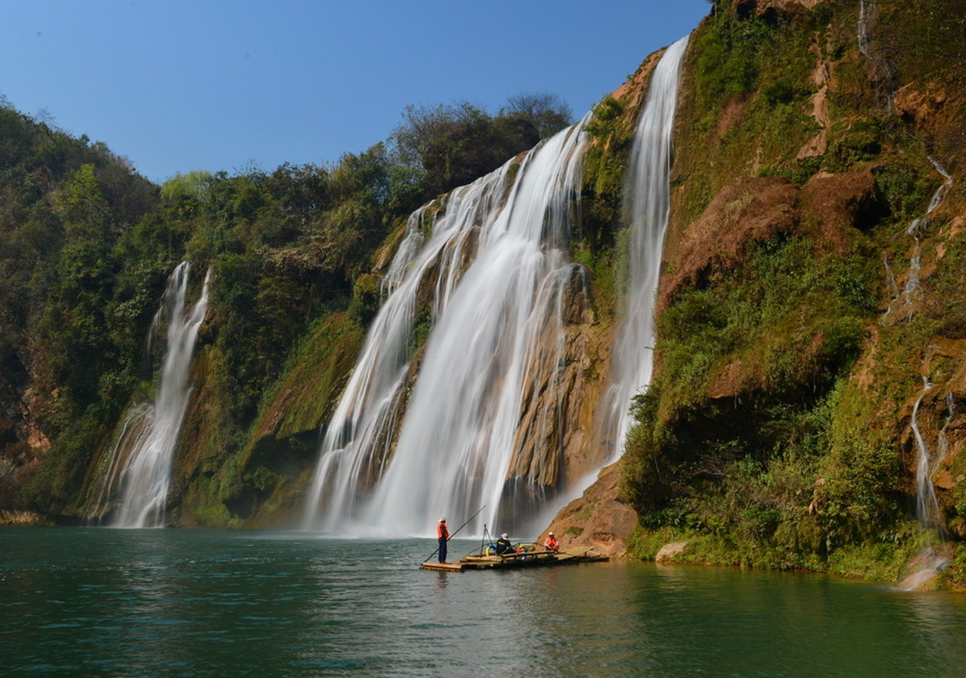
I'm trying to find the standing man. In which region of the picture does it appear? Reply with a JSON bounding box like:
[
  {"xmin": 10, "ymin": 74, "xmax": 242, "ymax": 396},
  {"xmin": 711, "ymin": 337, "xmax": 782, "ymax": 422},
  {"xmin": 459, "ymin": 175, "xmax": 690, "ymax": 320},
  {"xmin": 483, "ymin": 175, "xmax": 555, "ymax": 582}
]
[{"xmin": 437, "ymin": 517, "xmax": 450, "ymax": 563}]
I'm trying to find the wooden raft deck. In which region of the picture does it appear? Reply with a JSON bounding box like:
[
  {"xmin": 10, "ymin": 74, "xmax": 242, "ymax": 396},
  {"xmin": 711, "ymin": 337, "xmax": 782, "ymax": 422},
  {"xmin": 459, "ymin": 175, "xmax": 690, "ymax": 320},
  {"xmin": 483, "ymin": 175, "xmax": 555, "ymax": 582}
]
[{"xmin": 420, "ymin": 547, "xmax": 608, "ymax": 572}]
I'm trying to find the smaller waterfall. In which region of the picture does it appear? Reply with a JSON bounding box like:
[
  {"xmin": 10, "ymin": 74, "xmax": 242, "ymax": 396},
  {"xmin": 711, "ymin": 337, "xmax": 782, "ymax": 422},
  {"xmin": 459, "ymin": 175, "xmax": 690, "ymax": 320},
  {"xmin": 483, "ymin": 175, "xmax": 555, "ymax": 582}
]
[
  {"xmin": 910, "ymin": 375, "xmax": 941, "ymax": 528},
  {"xmin": 902, "ymin": 368, "xmax": 954, "ymax": 589},
  {"xmin": 881, "ymin": 158, "xmax": 953, "ymax": 324},
  {"xmin": 112, "ymin": 262, "xmax": 210, "ymax": 528},
  {"xmin": 909, "ymin": 347, "xmax": 957, "ymax": 532},
  {"xmin": 601, "ymin": 35, "xmax": 690, "ymax": 458}
]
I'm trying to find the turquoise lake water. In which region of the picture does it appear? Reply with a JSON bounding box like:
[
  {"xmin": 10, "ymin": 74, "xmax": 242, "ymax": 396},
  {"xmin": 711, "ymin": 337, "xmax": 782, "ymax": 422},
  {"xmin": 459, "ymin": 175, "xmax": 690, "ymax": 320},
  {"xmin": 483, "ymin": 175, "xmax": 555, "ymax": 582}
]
[{"xmin": 2, "ymin": 527, "xmax": 965, "ymax": 677}]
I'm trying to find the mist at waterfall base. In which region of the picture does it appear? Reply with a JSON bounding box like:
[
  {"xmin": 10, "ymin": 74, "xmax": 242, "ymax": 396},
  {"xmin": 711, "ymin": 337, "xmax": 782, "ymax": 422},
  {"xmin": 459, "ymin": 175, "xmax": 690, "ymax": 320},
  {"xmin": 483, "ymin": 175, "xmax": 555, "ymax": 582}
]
[
  {"xmin": 302, "ymin": 37, "xmax": 690, "ymax": 540},
  {"xmin": 4, "ymin": 528, "xmax": 966, "ymax": 678}
]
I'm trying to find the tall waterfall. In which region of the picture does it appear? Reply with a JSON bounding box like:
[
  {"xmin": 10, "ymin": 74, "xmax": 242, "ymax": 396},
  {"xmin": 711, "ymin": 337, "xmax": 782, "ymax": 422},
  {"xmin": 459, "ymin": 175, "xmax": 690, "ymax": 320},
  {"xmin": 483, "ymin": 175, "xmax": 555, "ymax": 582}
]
[
  {"xmin": 111, "ymin": 262, "xmax": 210, "ymax": 528},
  {"xmin": 600, "ymin": 36, "xmax": 690, "ymax": 460},
  {"xmin": 304, "ymin": 121, "xmax": 588, "ymax": 536},
  {"xmin": 304, "ymin": 36, "xmax": 689, "ymax": 537}
]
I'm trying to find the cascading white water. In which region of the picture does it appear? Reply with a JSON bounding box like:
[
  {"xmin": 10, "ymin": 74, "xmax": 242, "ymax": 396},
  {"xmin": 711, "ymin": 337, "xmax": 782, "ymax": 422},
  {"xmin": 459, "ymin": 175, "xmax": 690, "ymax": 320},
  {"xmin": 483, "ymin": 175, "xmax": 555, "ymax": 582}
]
[
  {"xmin": 112, "ymin": 262, "xmax": 210, "ymax": 528},
  {"xmin": 303, "ymin": 120, "xmax": 589, "ymax": 536},
  {"xmin": 599, "ymin": 35, "xmax": 690, "ymax": 460},
  {"xmin": 910, "ymin": 355, "xmax": 957, "ymax": 532},
  {"xmin": 902, "ymin": 359, "xmax": 955, "ymax": 586},
  {"xmin": 910, "ymin": 374, "xmax": 942, "ymax": 528},
  {"xmin": 881, "ymin": 158, "xmax": 953, "ymax": 324},
  {"xmin": 304, "ymin": 35, "xmax": 690, "ymax": 537}
]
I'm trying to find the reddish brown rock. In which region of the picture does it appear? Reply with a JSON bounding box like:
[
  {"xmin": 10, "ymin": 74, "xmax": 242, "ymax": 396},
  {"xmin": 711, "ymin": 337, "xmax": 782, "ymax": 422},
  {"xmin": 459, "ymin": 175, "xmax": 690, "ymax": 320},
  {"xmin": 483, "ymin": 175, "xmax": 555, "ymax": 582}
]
[
  {"xmin": 893, "ymin": 84, "xmax": 948, "ymax": 128},
  {"xmin": 799, "ymin": 169, "xmax": 877, "ymax": 251},
  {"xmin": 659, "ymin": 176, "xmax": 799, "ymax": 313},
  {"xmin": 542, "ymin": 463, "xmax": 639, "ymax": 558},
  {"xmin": 733, "ymin": 0, "xmax": 828, "ymax": 20}
]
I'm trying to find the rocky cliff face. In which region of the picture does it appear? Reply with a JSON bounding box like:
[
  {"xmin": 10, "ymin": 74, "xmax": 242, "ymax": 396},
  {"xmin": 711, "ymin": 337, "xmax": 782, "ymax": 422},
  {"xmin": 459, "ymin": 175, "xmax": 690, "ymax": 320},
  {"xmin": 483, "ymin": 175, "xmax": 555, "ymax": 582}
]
[
  {"xmin": 558, "ymin": 0, "xmax": 966, "ymax": 586},
  {"xmin": 4, "ymin": 0, "xmax": 965, "ymax": 588}
]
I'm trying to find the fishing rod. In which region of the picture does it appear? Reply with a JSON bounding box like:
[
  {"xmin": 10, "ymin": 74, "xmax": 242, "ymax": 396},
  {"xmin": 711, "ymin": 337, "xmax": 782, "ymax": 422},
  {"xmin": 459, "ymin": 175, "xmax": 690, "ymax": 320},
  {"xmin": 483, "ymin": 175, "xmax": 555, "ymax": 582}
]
[{"xmin": 422, "ymin": 505, "xmax": 486, "ymax": 563}]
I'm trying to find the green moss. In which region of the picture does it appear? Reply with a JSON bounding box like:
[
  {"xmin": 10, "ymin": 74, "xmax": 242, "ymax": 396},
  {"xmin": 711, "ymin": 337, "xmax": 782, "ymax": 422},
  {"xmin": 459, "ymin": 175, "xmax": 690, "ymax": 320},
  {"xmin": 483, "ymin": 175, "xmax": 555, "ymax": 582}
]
[
  {"xmin": 824, "ymin": 527, "xmax": 926, "ymax": 582},
  {"xmin": 938, "ymin": 545, "xmax": 966, "ymax": 591},
  {"xmin": 825, "ymin": 119, "xmax": 884, "ymax": 171},
  {"xmin": 348, "ymin": 273, "xmax": 382, "ymax": 326},
  {"xmin": 580, "ymin": 95, "xmax": 633, "ymax": 254},
  {"xmin": 625, "ymin": 525, "xmax": 687, "ymax": 560}
]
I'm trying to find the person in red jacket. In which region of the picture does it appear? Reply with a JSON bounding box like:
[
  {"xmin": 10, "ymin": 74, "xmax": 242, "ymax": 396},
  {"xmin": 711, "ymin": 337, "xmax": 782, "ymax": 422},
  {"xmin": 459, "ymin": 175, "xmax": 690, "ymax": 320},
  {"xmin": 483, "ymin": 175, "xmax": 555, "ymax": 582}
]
[
  {"xmin": 437, "ymin": 517, "xmax": 450, "ymax": 563},
  {"xmin": 544, "ymin": 531, "xmax": 559, "ymax": 552}
]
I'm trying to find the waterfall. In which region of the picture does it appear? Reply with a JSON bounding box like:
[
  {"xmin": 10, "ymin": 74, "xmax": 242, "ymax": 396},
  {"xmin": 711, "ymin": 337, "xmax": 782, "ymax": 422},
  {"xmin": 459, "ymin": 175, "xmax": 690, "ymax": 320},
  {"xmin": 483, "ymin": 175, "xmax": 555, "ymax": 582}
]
[
  {"xmin": 881, "ymin": 158, "xmax": 953, "ymax": 324},
  {"xmin": 910, "ymin": 355, "xmax": 957, "ymax": 532},
  {"xmin": 599, "ymin": 35, "xmax": 690, "ymax": 460},
  {"xmin": 910, "ymin": 374, "xmax": 942, "ymax": 528},
  {"xmin": 111, "ymin": 262, "xmax": 210, "ymax": 528},
  {"xmin": 304, "ymin": 35, "xmax": 690, "ymax": 537},
  {"xmin": 304, "ymin": 120, "xmax": 588, "ymax": 536}
]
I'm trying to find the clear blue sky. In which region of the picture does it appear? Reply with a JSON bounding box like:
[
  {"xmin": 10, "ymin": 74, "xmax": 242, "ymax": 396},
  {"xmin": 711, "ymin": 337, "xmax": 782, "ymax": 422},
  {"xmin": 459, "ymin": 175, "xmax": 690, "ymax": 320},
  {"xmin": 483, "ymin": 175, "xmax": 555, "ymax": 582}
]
[{"xmin": 1, "ymin": 1, "xmax": 710, "ymax": 184}]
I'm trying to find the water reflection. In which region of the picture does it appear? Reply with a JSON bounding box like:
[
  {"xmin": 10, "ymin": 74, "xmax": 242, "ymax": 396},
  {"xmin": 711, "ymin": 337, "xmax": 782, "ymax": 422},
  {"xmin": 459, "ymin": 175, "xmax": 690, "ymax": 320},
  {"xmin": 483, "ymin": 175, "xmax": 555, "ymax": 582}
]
[{"xmin": 3, "ymin": 530, "xmax": 966, "ymax": 677}]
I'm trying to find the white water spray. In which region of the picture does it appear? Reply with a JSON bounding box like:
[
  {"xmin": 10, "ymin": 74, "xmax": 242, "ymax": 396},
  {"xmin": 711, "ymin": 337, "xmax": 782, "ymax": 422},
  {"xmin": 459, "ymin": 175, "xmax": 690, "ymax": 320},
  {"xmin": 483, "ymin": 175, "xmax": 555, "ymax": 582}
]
[
  {"xmin": 304, "ymin": 121, "xmax": 588, "ymax": 536},
  {"xmin": 112, "ymin": 262, "xmax": 210, "ymax": 528},
  {"xmin": 910, "ymin": 374, "xmax": 942, "ymax": 528},
  {"xmin": 600, "ymin": 35, "xmax": 690, "ymax": 459},
  {"xmin": 304, "ymin": 36, "xmax": 690, "ymax": 537},
  {"xmin": 881, "ymin": 158, "xmax": 953, "ymax": 324}
]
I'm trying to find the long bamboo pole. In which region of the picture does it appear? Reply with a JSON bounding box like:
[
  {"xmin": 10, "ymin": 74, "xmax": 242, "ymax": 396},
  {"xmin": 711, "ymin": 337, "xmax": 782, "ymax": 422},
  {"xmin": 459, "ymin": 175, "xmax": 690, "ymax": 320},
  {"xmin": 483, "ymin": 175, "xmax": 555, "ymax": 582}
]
[{"xmin": 422, "ymin": 505, "xmax": 486, "ymax": 563}]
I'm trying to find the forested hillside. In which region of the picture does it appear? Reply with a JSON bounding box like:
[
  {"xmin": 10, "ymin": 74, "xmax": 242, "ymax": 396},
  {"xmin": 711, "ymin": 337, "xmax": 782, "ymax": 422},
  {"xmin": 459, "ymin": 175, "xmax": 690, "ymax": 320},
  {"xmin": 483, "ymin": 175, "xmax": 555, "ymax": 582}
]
[
  {"xmin": 0, "ymin": 96, "xmax": 572, "ymax": 523},
  {"xmin": 3, "ymin": 0, "xmax": 966, "ymax": 590}
]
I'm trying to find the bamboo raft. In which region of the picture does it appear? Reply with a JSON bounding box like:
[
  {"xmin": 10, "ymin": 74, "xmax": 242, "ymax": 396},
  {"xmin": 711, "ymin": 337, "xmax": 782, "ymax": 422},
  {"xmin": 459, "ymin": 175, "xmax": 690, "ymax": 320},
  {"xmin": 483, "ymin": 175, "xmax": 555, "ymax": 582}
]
[{"xmin": 420, "ymin": 546, "xmax": 608, "ymax": 572}]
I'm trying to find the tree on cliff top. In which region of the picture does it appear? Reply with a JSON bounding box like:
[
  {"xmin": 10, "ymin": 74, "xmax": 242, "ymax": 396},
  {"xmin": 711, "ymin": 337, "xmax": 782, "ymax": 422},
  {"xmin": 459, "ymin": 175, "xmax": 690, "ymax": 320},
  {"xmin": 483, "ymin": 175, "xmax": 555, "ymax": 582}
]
[{"xmin": 390, "ymin": 93, "xmax": 573, "ymax": 199}]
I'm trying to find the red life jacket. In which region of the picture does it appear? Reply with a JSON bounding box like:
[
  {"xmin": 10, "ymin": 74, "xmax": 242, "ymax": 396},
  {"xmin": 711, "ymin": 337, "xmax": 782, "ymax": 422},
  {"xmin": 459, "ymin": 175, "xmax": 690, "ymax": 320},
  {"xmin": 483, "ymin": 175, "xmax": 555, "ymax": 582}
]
[
  {"xmin": 438, "ymin": 522, "xmax": 449, "ymax": 539},
  {"xmin": 546, "ymin": 535, "xmax": 559, "ymax": 550}
]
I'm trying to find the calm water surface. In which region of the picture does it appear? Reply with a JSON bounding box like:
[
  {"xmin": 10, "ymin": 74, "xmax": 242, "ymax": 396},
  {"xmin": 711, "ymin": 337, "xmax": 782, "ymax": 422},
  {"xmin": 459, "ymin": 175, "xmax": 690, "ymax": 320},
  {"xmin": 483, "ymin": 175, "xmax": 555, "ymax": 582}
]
[{"xmin": 2, "ymin": 527, "xmax": 965, "ymax": 677}]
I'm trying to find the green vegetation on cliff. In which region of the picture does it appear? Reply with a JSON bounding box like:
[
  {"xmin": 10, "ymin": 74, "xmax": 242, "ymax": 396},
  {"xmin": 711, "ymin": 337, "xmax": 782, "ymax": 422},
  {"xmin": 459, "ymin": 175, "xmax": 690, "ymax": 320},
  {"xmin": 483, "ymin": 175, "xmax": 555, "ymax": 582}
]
[
  {"xmin": 0, "ymin": 92, "xmax": 573, "ymax": 525},
  {"xmin": 620, "ymin": 0, "xmax": 966, "ymax": 587},
  {"xmin": 4, "ymin": 1, "xmax": 966, "ymax": 591}
]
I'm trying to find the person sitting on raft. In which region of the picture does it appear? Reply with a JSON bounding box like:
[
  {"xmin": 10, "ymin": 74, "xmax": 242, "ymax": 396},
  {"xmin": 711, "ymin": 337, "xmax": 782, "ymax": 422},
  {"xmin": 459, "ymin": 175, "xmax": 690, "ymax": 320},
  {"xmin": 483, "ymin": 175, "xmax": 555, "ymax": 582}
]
[
  {"xmin": 495, "ymin": 533, "xmax": 513, "ymax": 556},
  {"xmin": 544, "ymin": 531, "xmax": 559, "ymax": 552}
]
